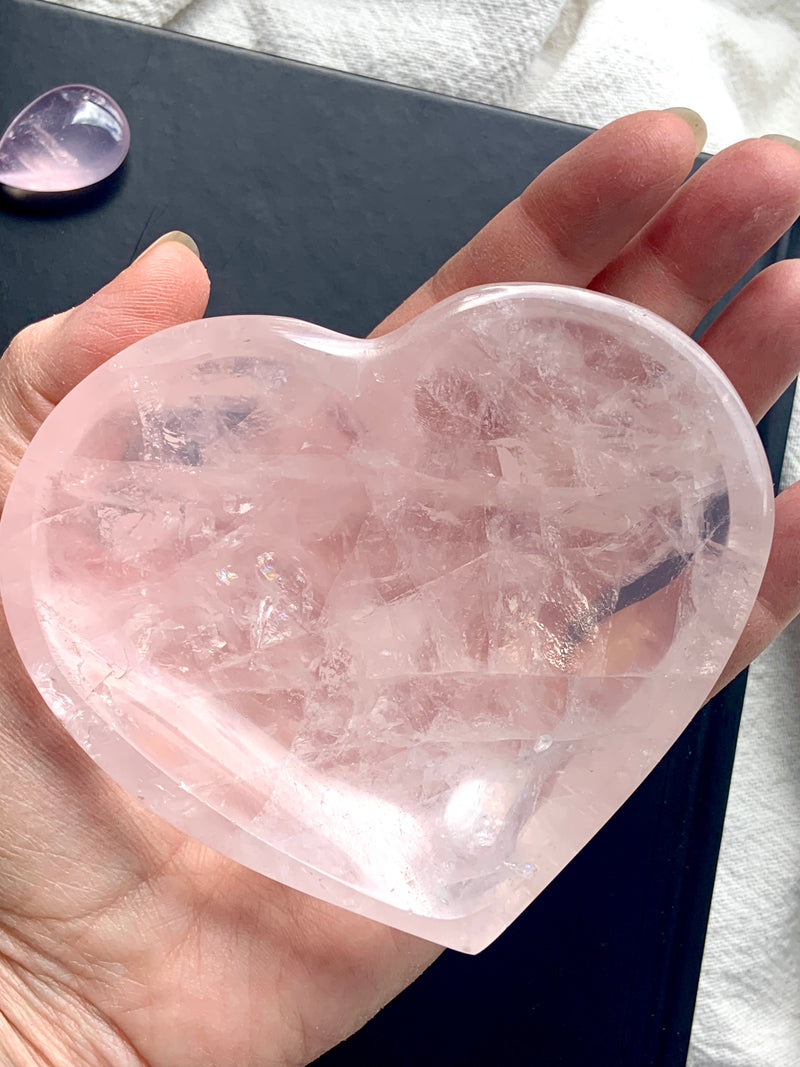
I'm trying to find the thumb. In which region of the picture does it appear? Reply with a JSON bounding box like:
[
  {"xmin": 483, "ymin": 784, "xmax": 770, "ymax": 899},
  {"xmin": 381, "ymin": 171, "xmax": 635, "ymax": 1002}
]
[{"xmin": 0, "ymin": 231, "xmax": 210, "ymax": 491}]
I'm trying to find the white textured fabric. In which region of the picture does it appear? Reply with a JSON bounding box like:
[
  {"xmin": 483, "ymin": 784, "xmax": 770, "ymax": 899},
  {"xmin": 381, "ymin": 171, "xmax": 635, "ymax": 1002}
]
[
  {"xmin": 58, "ymin": 0, "xmax": 800, "ymax": 150},
  {"xmin": 52, "ymin": 1, "xmax": 800, "ymax": 1063}
]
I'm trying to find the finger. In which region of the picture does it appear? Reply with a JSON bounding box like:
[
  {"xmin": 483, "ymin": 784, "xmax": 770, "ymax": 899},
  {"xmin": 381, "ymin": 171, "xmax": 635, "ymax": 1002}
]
[
  {"xmin": 373, "ymin": 109, "xmax": 704, "ymax": 334},
  {"xmin": 712, "ymin": 479, "xmax": 800, "ymax": 695},
  {"xmin": 699, "ymin": 259, "xmax": 800, "ymax": 423},
  {"xmin": 592, "ymin": 138, "xmax": 800, "ymax": 333},
  {"xmin": 0, "ymin": 233, "xmax": 210, "ymax": 469}
]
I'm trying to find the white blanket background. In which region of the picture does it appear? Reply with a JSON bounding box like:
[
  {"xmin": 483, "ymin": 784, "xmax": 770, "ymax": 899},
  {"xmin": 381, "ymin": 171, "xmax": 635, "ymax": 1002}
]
[{"xmin": 55, "ymin": 2, "xmax": 800, "ymax": 1063}]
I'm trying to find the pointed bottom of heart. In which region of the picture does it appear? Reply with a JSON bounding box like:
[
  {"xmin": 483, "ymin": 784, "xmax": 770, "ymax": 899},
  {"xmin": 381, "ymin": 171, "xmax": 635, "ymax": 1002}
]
[{"xmin": 0, "ymin": 284, "xmax": 773, "ymax": 952}]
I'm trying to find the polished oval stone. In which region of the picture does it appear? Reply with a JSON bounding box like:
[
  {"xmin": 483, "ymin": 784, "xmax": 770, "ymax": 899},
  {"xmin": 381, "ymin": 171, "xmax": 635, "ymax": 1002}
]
[
  {"xmin": 0, "ymin": 284, "xmax": 773, "ymax": 952},
  {"xmin": 0, "ymin": 84, "xmax": 130, "ymax": 193}
]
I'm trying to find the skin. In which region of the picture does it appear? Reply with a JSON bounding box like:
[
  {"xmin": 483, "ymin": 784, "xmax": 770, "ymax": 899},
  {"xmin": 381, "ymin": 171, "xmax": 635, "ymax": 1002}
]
[{"xmin": 0, "ymin": 109, "xmax": 799, "ymax": 1065}]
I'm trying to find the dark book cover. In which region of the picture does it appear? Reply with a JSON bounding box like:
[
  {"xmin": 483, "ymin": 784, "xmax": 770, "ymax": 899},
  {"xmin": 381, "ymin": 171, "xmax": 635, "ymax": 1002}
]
[{"xmin": 0, "ymin": 1, "xmax": 796, "ymax": 1063}]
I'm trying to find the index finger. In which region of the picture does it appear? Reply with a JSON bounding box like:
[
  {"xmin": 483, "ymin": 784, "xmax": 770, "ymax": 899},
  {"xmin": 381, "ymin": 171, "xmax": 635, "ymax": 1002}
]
[{"xmin": 371, "ymin": 109, "xmax": 703, "ymax": 335}]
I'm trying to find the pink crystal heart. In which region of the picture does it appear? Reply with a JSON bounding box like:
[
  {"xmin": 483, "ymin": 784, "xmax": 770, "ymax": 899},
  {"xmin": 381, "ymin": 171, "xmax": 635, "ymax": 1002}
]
[
  {"xmin": 0, "ymin": 284, "xmax": 772, "ymax": 952},
  {"xmin": 0, "ymin": 85, "xmax": 130, "ymax": 193}
]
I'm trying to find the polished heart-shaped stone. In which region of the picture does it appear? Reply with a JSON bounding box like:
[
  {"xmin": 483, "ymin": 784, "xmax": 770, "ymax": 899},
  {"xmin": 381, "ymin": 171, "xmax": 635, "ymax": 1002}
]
[
  {"xmin": 0, "ymin": 84, "xmax": 129, "ymax": 193},
  {"xmin": 0, "ymin": 284, "xmax": 772, "ymax": 952}
]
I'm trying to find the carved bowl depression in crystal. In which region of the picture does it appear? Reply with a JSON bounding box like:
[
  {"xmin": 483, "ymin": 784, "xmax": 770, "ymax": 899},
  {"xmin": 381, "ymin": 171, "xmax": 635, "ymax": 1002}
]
[{"xmin": 0, "ymin": 284, "xmax": 773, "ymax": 952}]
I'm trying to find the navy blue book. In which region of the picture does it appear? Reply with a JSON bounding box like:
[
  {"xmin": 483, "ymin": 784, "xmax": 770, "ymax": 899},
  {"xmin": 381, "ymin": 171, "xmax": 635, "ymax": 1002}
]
[{"xmin": 0, "ymin": 1, "xmax": 796, "ymax": 1062}]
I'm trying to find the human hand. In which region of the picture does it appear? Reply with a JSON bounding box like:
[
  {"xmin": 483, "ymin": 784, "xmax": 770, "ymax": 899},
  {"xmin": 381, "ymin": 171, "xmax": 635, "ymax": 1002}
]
[{"xmin": 1, "ymin": 110, "xmax": 799, "ymax": 1066}]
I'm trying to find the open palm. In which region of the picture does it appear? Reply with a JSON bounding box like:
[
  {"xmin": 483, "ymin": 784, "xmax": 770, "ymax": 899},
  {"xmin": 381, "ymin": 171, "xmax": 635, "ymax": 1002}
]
[{"xmin": 1, "ymin": 111, "xmax": 799, "ymax": 1066}]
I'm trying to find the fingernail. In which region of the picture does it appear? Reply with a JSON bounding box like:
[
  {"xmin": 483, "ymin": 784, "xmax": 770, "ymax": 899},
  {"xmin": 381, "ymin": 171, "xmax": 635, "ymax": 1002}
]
[
  {"xmin": 134, "ymin": 230, "xmax": 200, "ymax": 263},
  {"xmin": 663, "ymin": 107, "xmax": 708, "ymax": 154},
  {"xmin": 761, "ymin": 134, "xmax": 800, "ymax": 152}
]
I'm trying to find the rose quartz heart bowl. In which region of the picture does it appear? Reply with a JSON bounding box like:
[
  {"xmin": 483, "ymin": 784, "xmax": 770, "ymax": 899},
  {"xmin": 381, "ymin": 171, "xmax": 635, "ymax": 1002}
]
[{"xmin": 0, "ymin": 284, "xmax": 772, "ymax": 952}]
